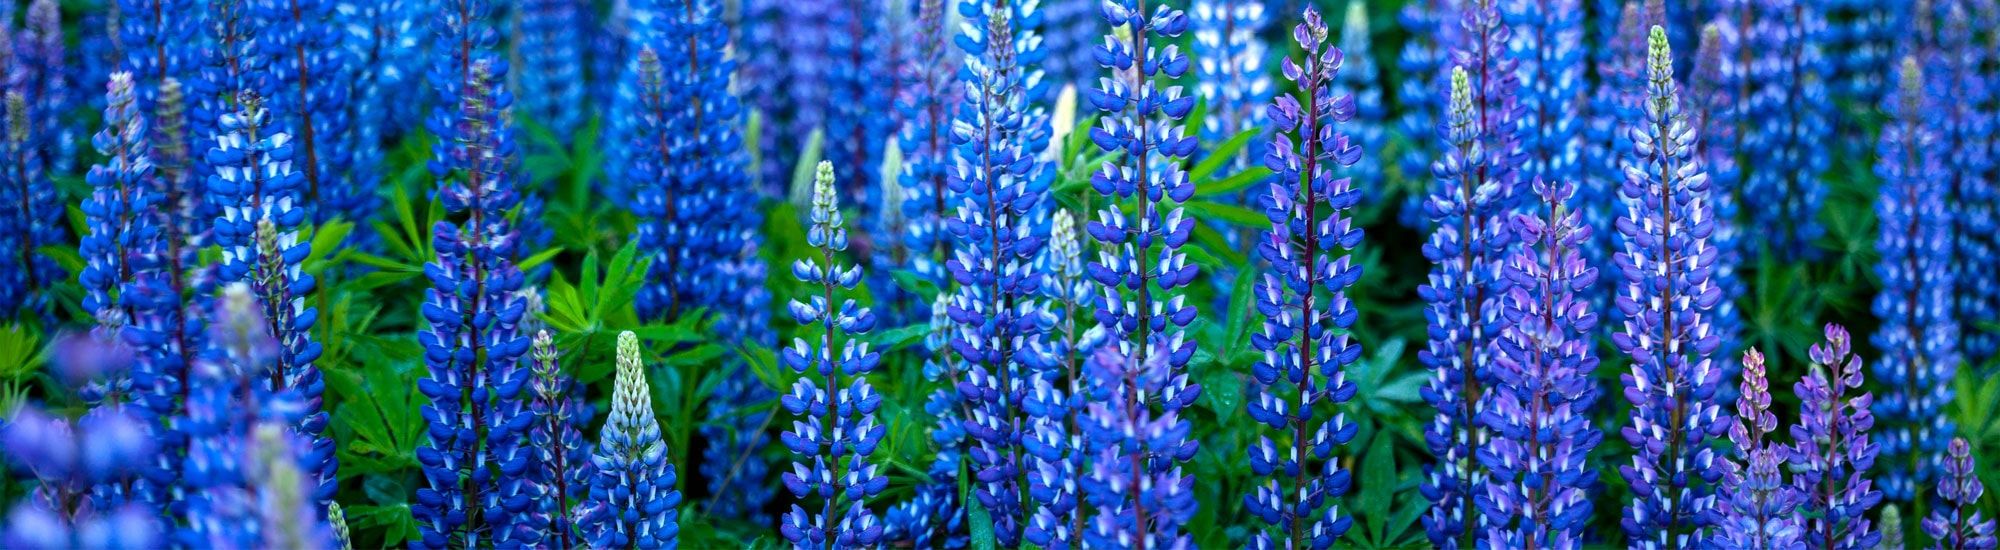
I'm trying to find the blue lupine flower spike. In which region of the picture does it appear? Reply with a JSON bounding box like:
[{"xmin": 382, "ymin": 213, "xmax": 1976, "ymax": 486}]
[
  {"xmin": 946, "ymin": 0, "xmax": 1058, "ymax": 543},
  {"xmin": 1082, "ymin": 0, "xmax": 1203, "ymax": 542},
  {"xmin": 1614, "ymin": 26, "xmax": 1728, "ymax": 549},
  {"xmin": 779, "ymin": 161, "xmax": 887, "ymax": 549},
  {"xmin": 580, "ymin": 331, "xmax": 683, "ymax": 549},
  {"xmin": 1242, "ymin": 7, "xmax": 1364, "ymax": 549},
  {"xmin": 1871, "ymin": 55, "xmax": 1957, "ymax": 507}
]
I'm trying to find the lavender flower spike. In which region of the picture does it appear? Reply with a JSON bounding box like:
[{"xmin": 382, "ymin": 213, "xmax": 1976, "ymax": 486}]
[
  {"xmin": 1243, "ymin": 8, "xmax": 1363, "ymax": 549},
  {"xmin": 1477, "ymin": 179, "xmax": 1602, "ymax": 549},
  {"xmin": 779, "ymin": 161, "xmax": 887, "ymax": 549},
  {"xmin": 1717, "ymin": 348, "xmax": 1802, "ymax": 550},
  {"xmin": 1789, "ymin": 324, "xmax": 1881, "ymax": 549},
  {"xmin": 1922, "ymin": 438, "xmax": 1999, "ymax": 550},
  {"xmin": 1614, "ymin": 26, "xmax": 1727, "ymax": 549}
]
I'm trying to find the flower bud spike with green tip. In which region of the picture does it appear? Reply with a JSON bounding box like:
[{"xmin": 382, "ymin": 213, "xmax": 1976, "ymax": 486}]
[{"xmin": 580, "ymin": 331, "xmax": 682, "ymax": 548}]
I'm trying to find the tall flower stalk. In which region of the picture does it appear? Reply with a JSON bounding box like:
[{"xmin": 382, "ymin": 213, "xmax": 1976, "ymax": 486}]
[
  {"xmin": 412, "ymin": 25, "xmax": 535, "ymax": 545},
  {"xmin": 207, "ymin": 92, "xmax": 335, "ymax": 504},
  {"xmin": 1930, "ymin": 2, "xmax": 1998, "ymax": 373},
  {"xmin": 1082, "ymin": 0, "xmax": 1202, "ymax": 541},
  {"xmin": 1331, "ymin": 2, "xmax": 1385, "ymax": 199},
  {"xmin": 1242, "ymin": 8, "xmax": 1363, "ymax": 549},
  {"xmin": 1872, "ymin": 56, "xmax": 1958, "ymax": 507},
  {"xmin": 1393, "ymin": 0, "xmax": 1453, "ymax": 229},
  {"xmin": 946, "ymin": 0, "xmax": 1057, "ymax": 544},
  {"xmin": 1418, "ymin": 0, "xmax": 1526, "ymax": 539},
  {"xmin": 1192, "ymin": 0, "xmax": 1271, "ymax": 167},
  {"xmin": 895, "ymin": 0, "xmax": 958, "ymax": 290},
  {"xmin": 778, "ymin": 161, "xmax": 887, "ymax": 548},
  {"xmin": 1025, "ymin": 212, "xmax": 1098, "ymax": 549},
  {"xmin": 1741, "ymin": 0, "xmax": 1832, "ymax": 261},
  {"xmin": 1477, "ymin": 179, "xmax": 1600, "ymax": 549},
  {"xmin": 1614, "ymin": 26, "xmax": 1727, "ymax": 549},
  {"xmin": 1717, "ymin": 348, "xmax": 1802, "ymax": 549},
  {"xmin": 527, "ymin": 331, "xmax": 591, "ymax": 548},
  {"xmin": 256, "ymin": 0, "xmax": 353, "ymax": 224}
]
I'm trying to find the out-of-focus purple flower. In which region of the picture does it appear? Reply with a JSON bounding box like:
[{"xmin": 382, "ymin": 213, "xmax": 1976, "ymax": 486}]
[
  {"xmin": 1581, "ymin": 0, "xmax": 1649, "ymax": 302},
  {"xmin": 1614, "ymin": 25, "xmax": 1727, "ymax": 549},
  {"xmin": 1925, "ymin": 2, "xmax": 1998, "ymax": 374},
  {"xmin": 116, "ymin": 0, "xmax": 198, "ymax": 108},
  {"xmin": 1740, "ymin": 0, "xmax": 1832, "ymax": 261},
  {"xmin": 256, "ymin": 0, "xmax": 354, "ymax": 226},
  {"xmin": 1923, "ymin": 438, "xmax": 1999, "ymax": 550},
  {"xmin": 895, "ymin": 0, "xmax": 958, "ymax": 292},
  {"xmin": 778, "ymin": 162, "xmax": 887, "ymax": 549},
  {"xmin": 1684, "ymin": 21, "xmax": 1747, "ymax": 403},
  {"xmin": 1, "ymin": 336, "xmax": 162, "ymax": 550},
  {"xmin": 1242, "ymin": 8, "xmax": 1363, "ymax": 548},
  {"xmin": 1331, "ymin": 2, "xmax": 1385, "ymax": 200},
  {"xmin": 1871, "ymin": 56, "xmax": 1958, "ymax": 507},
  {"xmin": 1393, "ymin": 0, "xmax": 1455, "ymax": 229},
  {"xmin": 515, "ymin": 0, "xmax": 587, "ymax": 141},
  {"xmin": 1193, "ymin": 0, "xmax": 1272, "ymax": 166}
]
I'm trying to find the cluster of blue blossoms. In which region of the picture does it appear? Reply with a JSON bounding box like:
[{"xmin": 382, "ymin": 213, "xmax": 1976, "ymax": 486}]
[{"xmin": 3, "ymin": 1, "xmax": 2000, "ymax": 549}]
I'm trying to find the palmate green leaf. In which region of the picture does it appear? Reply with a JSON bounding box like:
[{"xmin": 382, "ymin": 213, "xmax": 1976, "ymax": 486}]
[
  {"xmin": 344, "ymin": 504, "xmax": 422, "ymax": 547},
  {"xmin": 327, "ymin": 360, "xmax": 426, "ymax": 476},
  {"xmin": 0, "ymin": 325, "xmax": 45, "ymax": 380},
  {"xmin": 890, "ymin": 270, "xmax": 942, "ymax": 302}
]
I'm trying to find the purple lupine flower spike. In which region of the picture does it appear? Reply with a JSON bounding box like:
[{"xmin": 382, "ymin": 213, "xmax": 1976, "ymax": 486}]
[
  {"xmin": 1242, "ymin": 7, "xmax": 1363, "ymax": 549},
  {"xmin": 1923, "ymin": 438, "xmax": 1999, "ymax": 550},
  {"xmin": 1717, "ymin": 348, "xmax": 1802, "ymax": 549},
  {"xmin": 1614, "ymin": 26, "xmax": 1727, "ymax": 549},
  {"xmin": 1790, "ymin": 324, "xmax": 1881, "ymax": 549},
  {"xmin": 1477, "ymin": 178, "xmax": 1601, "ymax": 549},
  {"xmin": 1871, "ymin": 55, "xmax": 1958, "ymax": 507},
  {"xmin": 1078, "ymin": 344, "xmax": 1201, "ymax": 548}
]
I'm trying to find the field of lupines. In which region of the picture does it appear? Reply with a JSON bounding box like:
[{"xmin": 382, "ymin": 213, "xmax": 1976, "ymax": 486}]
[{"xmin": 2, "ymin": 0, "xmax": 2000, "ymax": 547}]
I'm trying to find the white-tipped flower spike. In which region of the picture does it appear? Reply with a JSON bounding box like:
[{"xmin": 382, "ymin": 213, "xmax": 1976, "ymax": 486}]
[{"xmin": 580, "ymin": 331, "xmax": 681, "ymax": 548}]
